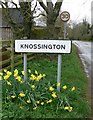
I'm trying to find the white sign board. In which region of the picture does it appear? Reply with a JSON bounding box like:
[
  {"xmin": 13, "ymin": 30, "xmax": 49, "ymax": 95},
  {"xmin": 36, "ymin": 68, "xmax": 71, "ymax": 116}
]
[{"xmin": 15, "ymin": 40, "xmax": 72, "ymax": 53}]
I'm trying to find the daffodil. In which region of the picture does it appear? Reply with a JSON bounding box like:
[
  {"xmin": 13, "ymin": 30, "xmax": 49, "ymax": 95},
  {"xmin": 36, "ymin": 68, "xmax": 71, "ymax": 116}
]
[
  {"xmin": 4, "ymin": 75, "xmax": 9, "ymax": 80},
  {"xmin": 35, "ymin": 70, "xmax": 38, "ymax": 75},
  {"xmin": 0, "ymin": 72, "xmax": 3, "ymax": 76},
  {"xmin": 36, "ymin": 101, "xmax": 40, "ymax": 104},
  {"xmin": 19, "ymin": 92, "xmax": 25, "ymax": 97},
  {"xmin": 57, "ymin": 82, "xmax": 60, "ymax": 87},
  {"xmin": 68, "ymin": 107, "xmax": 73, "ymax": 112},
  {"xmin": 43, "ymin": 74, "xmax": 46, "ymax": 77},
  {"xmin": 31, "ymin": 85, "xmax": 35, "ymax": 89},
  {"xmin": 4, "ymin": 69, "xmax": 7, "ymax": 72},
  {"xmin": 7, "ymin": 81, "xmax": 12, "ymax": 86},
  {"xmin": 19, "ymin": 106, "xmax": 23, "ymax": 109},
  {"xmin": 21, "ymin": 71, "xmax": 25, "ymax": 75},
  {"xmin": 63, "ymin": 85, "xmax": 67, "ymax": 90},
  {"xmin": 28, "ymin": 69, "xmax": 31, "ymax": 73},
  {"xmin": 14, "ymin": 69, "xmax": 18, "ymax": 77},
  {"xmin": 41, "ymin": 102, "xmax": 44, "ymax": 105},
  {"xmin": 0, "ymin": 76, "xmax": 2, "ymax": 80},
  {"xmin": 36, "ymin": 74, "xmax": 43, "ymax": 81},
  {"xmin": 47, "ymin": 99, "xmax": 52, "ymax": 103},
  {"xmin": 16, "ymin": 76, "xmax": 21, "ymax": 82},
  {"xmin": 49, "ymin": 86, "xmax": 54, "ymax": 91},
  {"xmin": 64, "ymin": 106, "xmax": 73, "ymax": 112},
  {"xmin": 33, "ymin": 107, "xmax": 37, "ymax": 110},
  {"xmin": 30, "ymin": 74, "xmax": 36, "ymax": 80},
  {"xmin": 7, "ymin": 71, "xmax": 12, "ymax": 76},
  {"xmin": 20, "ymin": 80, "xmax": 24, "ymax": 84},
  {"xmin": 27, "ymin": 99, "xmax": 31, "ymax": 103},
  {"xmin": 52, "ymin": 92, "xmax": 57, "ymax": 98},
  {"xmin": 64, "ymin": 106, "xmax": 69, "ymax": 110},
  {"xmin": 71, "ymin": 87, "xmax": 75, "ymax": 91},
  {"xmin": 11, "ymin": 95, "xmax": 16, "ymax": 99}
]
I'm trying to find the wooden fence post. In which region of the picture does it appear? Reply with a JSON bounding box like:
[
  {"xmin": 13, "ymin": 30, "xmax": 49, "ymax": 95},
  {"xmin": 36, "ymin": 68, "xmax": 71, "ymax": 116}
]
[{"xmin": 11, "ymin": 39, "xmax": 14, "ymax": 72}]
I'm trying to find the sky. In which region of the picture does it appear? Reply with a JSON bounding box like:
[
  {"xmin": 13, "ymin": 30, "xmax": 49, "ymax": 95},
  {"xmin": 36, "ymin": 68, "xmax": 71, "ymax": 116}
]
[
  {"xmin": 5, "ymin": 0, "xmax": 93, "ymax": 24},
  {"xmin": 60, "ymin": 0, "xmax": 92, "ymax": 24}
]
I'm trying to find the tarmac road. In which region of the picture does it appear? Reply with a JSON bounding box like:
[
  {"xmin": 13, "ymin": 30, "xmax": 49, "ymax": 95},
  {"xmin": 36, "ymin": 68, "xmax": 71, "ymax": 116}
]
[
  {"xmin": 73, "ymin": 41, "xmax": 93, "ymax": 113},
  {"xmin": 73, "ymin": 41, "xmax": 92, "ymax": 78}
]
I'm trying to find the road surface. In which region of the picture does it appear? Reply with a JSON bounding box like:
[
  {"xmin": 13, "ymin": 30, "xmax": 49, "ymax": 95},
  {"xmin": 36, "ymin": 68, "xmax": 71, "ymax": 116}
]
[
  {"xmin": 73, "ymin": 41, "xmax": 93, "ymax": 111},
  {"xmin": 73, "ymin": 41, "xmax": 92, "ymax": 79}
]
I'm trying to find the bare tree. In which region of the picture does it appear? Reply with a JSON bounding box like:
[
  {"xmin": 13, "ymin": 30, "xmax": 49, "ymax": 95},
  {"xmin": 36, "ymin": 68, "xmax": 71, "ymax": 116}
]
[{"xmin": 37, "ymin": 0, "xmax": 63, "ymax": 39}]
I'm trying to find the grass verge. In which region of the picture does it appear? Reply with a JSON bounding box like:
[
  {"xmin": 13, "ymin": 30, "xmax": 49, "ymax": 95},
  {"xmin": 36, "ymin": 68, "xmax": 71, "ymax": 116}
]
[{"xmin": 2, "ymin": 45, "xmax": 91, "ymax": 119}]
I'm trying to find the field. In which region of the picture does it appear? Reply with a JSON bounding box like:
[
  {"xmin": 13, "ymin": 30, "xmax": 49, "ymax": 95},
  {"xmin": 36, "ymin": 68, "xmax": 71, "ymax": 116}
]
[{"xmin": 0, "ymin": 45, "xmax": 91, "ymax": 119}]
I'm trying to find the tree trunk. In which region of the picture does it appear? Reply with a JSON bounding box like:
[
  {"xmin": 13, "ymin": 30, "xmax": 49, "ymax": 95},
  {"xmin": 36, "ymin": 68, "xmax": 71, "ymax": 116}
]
[
  {"xmin": 38, "ymin": 0, "xmax": 63, "ymax": 39},
  {"xmin": 19, "ymin": 2, "xmax": 32, "ymax": 39}
]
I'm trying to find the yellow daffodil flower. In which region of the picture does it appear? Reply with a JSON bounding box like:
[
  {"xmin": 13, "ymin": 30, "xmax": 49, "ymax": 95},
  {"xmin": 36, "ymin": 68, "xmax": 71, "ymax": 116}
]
[
  {"xmin": 4, "ymin": 75, "xmax": 9, "ymax": 80},
  {"xmin": 16, "ymin": 76, "xmax": 21, "ymax": 82},
  {"xmin": 31, "ymin": 85, "xmax": 35, "ymax": 89},
  {"xmin": 21, "ymin": 71, "xmax": 25, "ymax": 75},
  {"xmin": 71, "ymin": 87, "xmax": 75, "ymax": 91},
  {"xmin": 0, "ymin": 76, "xmax": 2, "ymax": 80},
  {"xmin": 14, "ymin": 69, "xmax": 18, "ymax": 77},
  {"xmin": 36, "ymin": 74, "xmax": 43, "ymax": 81},
  {"xmin": 52, "ymin": 92, "xmax": 57, "ymax": 98},
  {"xmin": 4, "ymin": 69, "xmax": 7, "ymax": 72},
  {"xmin": 57, "ymin": 82, "xmax": 60, "ymax": 87},
  {"xmin": 19, "ymin": 106, "xmax": 23, "ymax": 109},
  {"xmin": 47, "ymin": 99, "xmax": 52, "ymax": 103},
  {"xmin": 33, "ymin": 107, "xmax": 37, "ymax": 110},
  {"xmin": 43, "ymin": 74, "xmax": 46, "ymax": 77},
  {"xmin": 0, "ymin": 72, "xmax": 3, "ymax": 76},
  {"xmin": 28, "ymin": 69, "xmax": 31, "ymax": 73},
  {"xmin": 27, "ymin": 99, "xmax": 31, "ymax": 103},
  {"xmin": 36, "ymin": 101, "xmax": 40, "ymax": 104},
  {"xmin": 35, "ymin": 70, "xmax": 38, "ymax": 75},
  {"xmin": 35, "ymin": 76, "xmax": 40, "ymax": 81},
  {"xmin": 63, "ymin": 85, "xmax": 67, "ymax": 90},
  {"xmin": 20, "ymin": 80, "xmax": 24, "ymax": 84},
  {"xmin": 64, "ymin": 106, "xmax": 69, "ymax": 110},
  {"xmin": 64, "ymin": 106, "xmax": 73, "ymax": 112},
  {"xmin": 7, "ymin": 81, "xmax": 12, "ymax": 86},
  {"xmin": 7, "ymin": 71, "xmax": 12, "ymax": 76},
  {"xmin": 30, "ymin": 74, "xmax": 36, "ymax": 80},
  {"xmin": 41, "ymin": 102, "xmax": 44, "ymax": 105},
  {"xmin": 49, "ymin": 86, "xmax": 54, "ymax": 91},
  {"xmin": 68, "ymin": 107, "xmax": 73, "ymax": 112},
  {"xmin": 11, "ymin": 95, "xmax": 16, "ymax": 99},
  {"xmin": 19, "ymin": 92, "xmax": 25, "ymax": 97}
]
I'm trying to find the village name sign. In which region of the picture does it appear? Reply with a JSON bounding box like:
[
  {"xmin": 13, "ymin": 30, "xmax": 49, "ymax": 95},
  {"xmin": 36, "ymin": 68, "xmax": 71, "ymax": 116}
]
[{"xmin": 15, "ymin": 40, "xmax": 71, "ymax": 53}]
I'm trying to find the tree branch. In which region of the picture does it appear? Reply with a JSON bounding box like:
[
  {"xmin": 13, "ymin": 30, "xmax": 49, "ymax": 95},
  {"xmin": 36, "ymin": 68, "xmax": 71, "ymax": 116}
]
[
  {"xmin": 11, "ymin": 1, "xmax": 18, "ymax": 8},
  {"xmin": 32, "ymin": 1, "xmax": 37, "ymax": 13},
  {"xmin": 0, "ymin": 1, "xmax": 8, "ymax": 8},
  {"xmin": 33, "ymin": 13, "xmax": 46, "ymax": 19},
  {"xmin": 54, "ymin": 0, "xmax": 63, "ymax": 13},
  {"xmin": 37, "ymin": 0, "xmax": 48, "ymax": 14}
]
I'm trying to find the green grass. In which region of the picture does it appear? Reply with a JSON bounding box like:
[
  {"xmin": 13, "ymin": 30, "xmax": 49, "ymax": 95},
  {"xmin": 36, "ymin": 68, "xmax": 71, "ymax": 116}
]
[{"xmin": 2, "ymin": 45, "xmax": 91, "ymax": 119}]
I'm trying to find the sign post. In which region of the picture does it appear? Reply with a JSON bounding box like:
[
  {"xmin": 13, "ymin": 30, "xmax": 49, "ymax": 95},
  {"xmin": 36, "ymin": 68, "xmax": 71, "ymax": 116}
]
[
  {"xmin": 24, "ymin": 53, "xmax": 27, "ymax": 81},
  {"xmin": 57, "ymin": 11, "xmax": 70, "ymax": 92},
  {"xmin": 57, "ymin": 54, "xmax": 62, "ymax": 91}
]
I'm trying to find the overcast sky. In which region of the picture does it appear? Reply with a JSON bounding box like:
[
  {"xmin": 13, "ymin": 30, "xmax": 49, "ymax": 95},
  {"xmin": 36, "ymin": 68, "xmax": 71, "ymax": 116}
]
[
  {"xmin": 61, "ymin": 0, "xmax": 92, "ymax": 24},
  {"xmin": 9, "ymin": 0, "xmax": 93, "ymax": 24}
]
